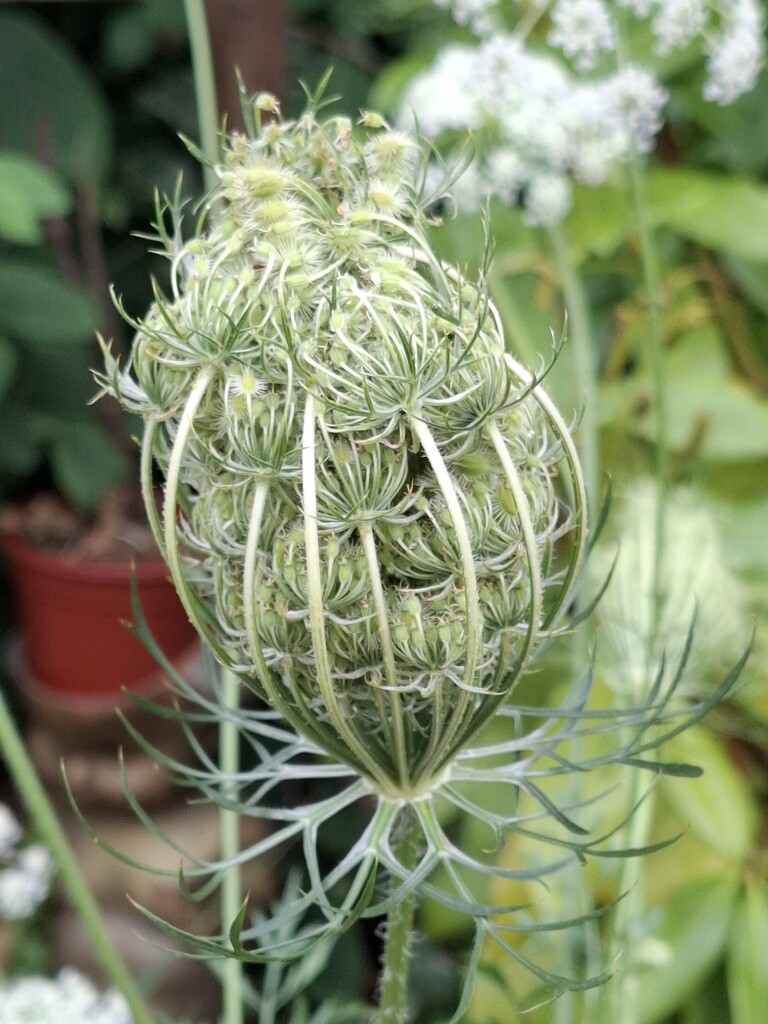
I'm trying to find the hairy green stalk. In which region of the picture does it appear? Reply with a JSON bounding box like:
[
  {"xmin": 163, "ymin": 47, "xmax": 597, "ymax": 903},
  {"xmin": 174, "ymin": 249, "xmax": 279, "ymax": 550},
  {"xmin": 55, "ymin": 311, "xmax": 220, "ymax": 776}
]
[
  {"xmin": 376, "ymin": 809, "xmax": 421, "ymax": 1024},
  {"xmin": 0, "ymin": 689, "xmax": 155, "ymax": 1024}
]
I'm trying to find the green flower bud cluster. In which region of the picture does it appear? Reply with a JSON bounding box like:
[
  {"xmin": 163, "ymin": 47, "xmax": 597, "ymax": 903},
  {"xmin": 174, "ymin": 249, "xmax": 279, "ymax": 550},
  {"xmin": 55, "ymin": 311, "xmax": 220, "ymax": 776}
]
[{"xmin": 101, "ymin": 95, "xmax": 587, "ymax": 797}]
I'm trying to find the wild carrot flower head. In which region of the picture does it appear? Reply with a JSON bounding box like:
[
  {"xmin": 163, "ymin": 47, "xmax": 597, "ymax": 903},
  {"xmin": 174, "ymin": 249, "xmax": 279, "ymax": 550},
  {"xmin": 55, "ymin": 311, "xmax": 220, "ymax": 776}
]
[{"xmin": 100, "ymin": 95, "xmax": 587, "ymax": 796}]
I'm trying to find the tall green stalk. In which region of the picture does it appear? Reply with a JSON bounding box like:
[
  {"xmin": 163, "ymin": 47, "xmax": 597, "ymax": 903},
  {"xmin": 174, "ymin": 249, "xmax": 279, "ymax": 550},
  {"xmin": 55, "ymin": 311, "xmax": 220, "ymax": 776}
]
[
  {"xmin": 376, "ymin": 809, "xmax": 420, "ymax": 1024},
  {"xmin": 184, "ymin": 0, "xmax": 220, "ymax": 194},
  {"xmin": 0, "ymin": 689, "xmax": 155, "ymax": 1024},
  {"xmin": 182, "ymin": 8, "xmax": 244, "ymax": 1023},
  {"xmin": 219, "ymin": 669, "xmax": 244, "ymax": 1024},
  {"xmin": 599, "ymin": 20, "xmax": 671, "ymax": 1021},
  {"xmin": 601, "ymin": 149, "xmax": 669, "ymax": 1024},
  {"xmin": 548, "ymin": 225, "xmax": 600, "ymax": 519}
]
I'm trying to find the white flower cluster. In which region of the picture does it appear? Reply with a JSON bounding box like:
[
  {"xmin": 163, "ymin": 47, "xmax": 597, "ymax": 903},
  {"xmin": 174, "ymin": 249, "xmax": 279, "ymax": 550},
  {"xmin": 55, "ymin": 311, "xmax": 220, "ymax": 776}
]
[
  {"xmin": 549, "ymin": 0, "xmax": 617, "ymax": 70},
  {"xmin": 0, "ymin": 968, "xmax": 131, "ymax": 1024},
  {"xmin": 0, "ymin": 804, "xmax": 55, "ymax": 921},
  {"xmin": 616, "ymin": 0, "xmax": 766, "ymax": 103},
  {"xmin": 433, "ymin": 0, "xmax": 501, "ymax": 34},
  {"xmin": 702, "ymin": 0, "xmax": 766, "ymax": 104},
  {"xmin": 436, "ymin": 0, "xmax": 765, "ymax": 102},
  {"xmin": 400, "ymin": 34, "xmax": 667, "ymax": 225},
  {"xmin": 406, "ymin": 0, "xmax": 764, "ymax": 222}
]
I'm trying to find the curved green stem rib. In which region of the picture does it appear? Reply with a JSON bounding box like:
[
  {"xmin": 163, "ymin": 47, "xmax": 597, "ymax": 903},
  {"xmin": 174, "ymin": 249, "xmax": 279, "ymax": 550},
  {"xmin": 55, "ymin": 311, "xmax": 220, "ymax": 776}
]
[
  {"xmin": 408, "ymin": 414, "xmax": 481, "ymax": 783},
  {"xmin": 0, "ymin": 690, "xmax": 155, "ymax": 1024},
  {"xmin": 487, "ymin": 422, "xmax": 543, "ymax": 665},
  {"xmin": 360, "ymin": 524, "xmax": 409, "ymax": 786},
  {"xmin": 502, "ymin": 352, "xmax": 589, "ymax": 622},
  {"xmin": 241, "ymin": 482, "xmax": 356, "ymax": 764},
  {"xmin": 301, "ymin": 395, "xmax": 391, "ymax": 791},
  {"xmin": 140, "ymin": 417, "xmax": 165, "ymax": 556},
  {"xmin": 163, "ymin": 368, "xmax": 216, "ymax": 640},
  {"xmin": 444, "ymin": 422, "xmax": 543, "ymax": 755},
  {"xmin": 219, "ymin": 667, "xmax": 244, "ymax": 1024}
]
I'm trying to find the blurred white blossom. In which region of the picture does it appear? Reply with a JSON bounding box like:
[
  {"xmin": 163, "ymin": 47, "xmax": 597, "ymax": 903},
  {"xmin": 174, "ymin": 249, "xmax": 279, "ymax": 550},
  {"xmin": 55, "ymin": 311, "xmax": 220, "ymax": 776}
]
[
  {"xmin": 0, "ymin": 804, "xmax": 56, "ymax": 922},
  {"xmin": 399, "ymin": 35, "xmax": 668, "ymax": 224},
  {"xmin": 650, "ymin": 0, "xmax": 708, "ymax": 55},
  {"xmin": 0, "ymin": 968, "xmax": 130, "ymax": 1024},
  {"xmin": 412, "ymin": 0, "xmax": 764, "ymax": 222},
  {"xmin": 0, "ymin": 807, "xmax": 22, "ymax": 859},
  {"xmin": 548, "ymin": 0, "xmax": 617, "ymax": 70},
  {"xmin": 703, "ymin": 0, "xmax": 766, "ymax": 103},
  {"xmin": 0, "ymin": 843, "xmax": 56, "ymax": 921}
]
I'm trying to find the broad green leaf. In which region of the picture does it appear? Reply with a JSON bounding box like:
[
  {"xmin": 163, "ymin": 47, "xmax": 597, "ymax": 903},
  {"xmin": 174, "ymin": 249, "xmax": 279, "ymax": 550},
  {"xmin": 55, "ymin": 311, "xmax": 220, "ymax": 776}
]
[
  {"xmin": 48, "ymin": 420, "xmax": 125, "ymax": 512},
  {"xmin": 0, "ymin": 10, "xmax": 112, "ymax": 183},
  {"xmin": 716, "ymin": 496, "xmax": 768, "ymax": 575},
  {"xmin": 601, "ymin": 324, "xmax": 768, "ymax": 461},
  {"xmin": 673, "ymin": 76, "xmax": 768, "ymax": 176},
  {"xmin": 723, "ymin": 255, "xmax": 768, "ymax": 320},
  {"xmin": 636, "ymin": 875, "xmax": 739, "ymax": 1024},
  {"xmin": 565, "ymin": 181, "xmax": 631, "ymax": 259},
  {"xmin": 647, "ymin": 168, "xmax": 768, "ymax": 261},
  {"xmin": 0, "ymin": 152, "xmax": 71, "ymax": 244},
  {"xmin": 727, "ymin": 881, "xmax": 768, "ymax": 1024},
  {"xmin": 0, "ymin": 337, "xmax": 18, "ymax": 405},
  {"xmin": 661, "ymin": 727, "xmax": 759, "ymax": 863},
  {"xmin": 677, "ymin": 966, "xmax": 732, "ymax": 1024},
  {"xmin": 0, "ymin": 401, "xmax": 44, "ymax": 478},
  {"xmin": 0, "ymin": 261, "xmax": 96, "ymax": 345}
]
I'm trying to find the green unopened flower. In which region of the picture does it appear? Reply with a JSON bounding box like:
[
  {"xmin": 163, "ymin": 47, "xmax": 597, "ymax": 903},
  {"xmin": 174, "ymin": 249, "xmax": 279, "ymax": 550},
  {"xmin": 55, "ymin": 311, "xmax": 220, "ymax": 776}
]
[{"xmin": 100, "ymin": 97, "xmax": 587, "ymax": 797}]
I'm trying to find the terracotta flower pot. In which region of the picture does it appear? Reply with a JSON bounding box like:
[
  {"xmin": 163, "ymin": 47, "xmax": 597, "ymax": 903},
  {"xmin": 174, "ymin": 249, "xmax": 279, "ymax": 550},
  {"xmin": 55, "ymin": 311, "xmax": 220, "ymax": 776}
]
[{"xmin": 2, "ymin": 535, "xmax": 196, "ymax": 698}]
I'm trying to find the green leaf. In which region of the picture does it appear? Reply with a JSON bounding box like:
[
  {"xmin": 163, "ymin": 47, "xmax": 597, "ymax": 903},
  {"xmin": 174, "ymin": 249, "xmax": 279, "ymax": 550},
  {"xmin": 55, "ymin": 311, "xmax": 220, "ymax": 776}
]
[
  {"xmin": 602, "ymin": 324, "xmax": 768, "ymax": 461},
  {"xmin": 636, "ymin": 875, "xmax": 739, "ymax": 1024},
  {"xmin": 727, "ymin": 881, "xmax": 768, "ymax": 1024},
  {"xmin": 661, "ymin": 726, "xmax": 759, "ymax": 863},
  {"xmin": 0, "ymin": 152, "xmax": 71, "ymax": 244},
  {"xmin": 565, "ymin": 181, "xmax": 631, "ymax": 259},
  {"xmin": 647, "ymin": 168, "xmax": 768, "ymax": 261},
  {"xmin": 0, "ymin": 10, "xmax": 112, "ymax": 183},
  {"xmin": 723, "ymin": 255, "xmax": 768, "ymax": 320},
  {"xmin": 717, "ymin": 495, "xmax": 768, "ymax": 575},
  {"xmin": 48, "ymin": 421, "xmax": 125, "ymax": 512},
  {"xmin": 0, "ymin": 261, "xmax": 96, "ymax": 345},
  {"xmin": 0, "ymin": 401, "xmax": 43, "ymax": 479},
  {"xmin": 0, "ymin": 337, "xmax": 18, "ymax": 405}
]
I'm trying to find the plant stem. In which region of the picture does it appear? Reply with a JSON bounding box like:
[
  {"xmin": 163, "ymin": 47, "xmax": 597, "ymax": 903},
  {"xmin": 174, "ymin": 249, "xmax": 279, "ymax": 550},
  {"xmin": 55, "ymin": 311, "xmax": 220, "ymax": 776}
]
[
  {"xmin": 599, "ymin": 19, "xmax": 670, "ymax": 1016},
  {"xmin": 548, "ymin": 225, "xmax": 600, "ymax": 519},
  {"xmin": 628, "ymin": 154, "xmax": 668, "ymax": 637},
  {"xmin": 219, "ymin": 668, "xmax": 244, "ymax": 1024},
  {"xmin": 602, "ymin": 152, "xmax": 669, "ymax": 1024},
  {"xmin": 184, "ymin": 0, "xmax": 220, "ymax": 192},
  {"xmin": 376, "ymin": 807, "xmax": 420, "ymax": 1024},
  {"xmin": 0, "ymin": 689, "xmax": 155, "ymax": 1024}
]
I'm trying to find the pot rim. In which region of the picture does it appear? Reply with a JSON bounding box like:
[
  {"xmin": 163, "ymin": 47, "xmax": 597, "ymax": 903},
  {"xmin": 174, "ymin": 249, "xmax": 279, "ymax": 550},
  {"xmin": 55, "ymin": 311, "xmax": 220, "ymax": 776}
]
[{"xmin": 1, "ymin": 533, "xmax": 171, "ymax": 585}]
